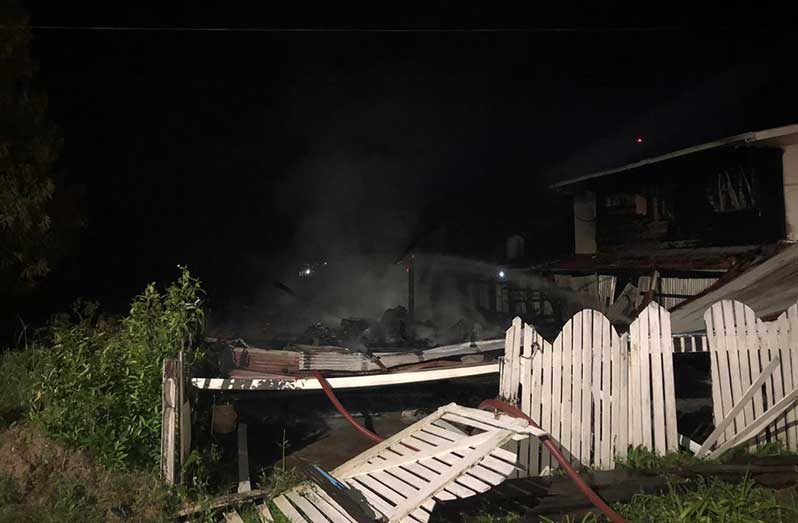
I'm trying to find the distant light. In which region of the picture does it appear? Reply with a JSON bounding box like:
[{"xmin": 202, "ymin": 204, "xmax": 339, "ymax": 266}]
[
  {"xmin": 498, "ymin": 270, "xmax": 505, "ymax": 279},
  {"xmin": 636, "ymin": 137, "xmax": 644, "ymax": 144},
  {"xmin": 305, "ymin": 268, "xmax": 311, "ymax": 275}
]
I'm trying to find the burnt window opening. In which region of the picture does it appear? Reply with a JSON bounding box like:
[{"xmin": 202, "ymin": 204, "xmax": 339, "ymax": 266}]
[{"xmin": 706, "ymin": 165, "xmax": 760, "ymax": 213}]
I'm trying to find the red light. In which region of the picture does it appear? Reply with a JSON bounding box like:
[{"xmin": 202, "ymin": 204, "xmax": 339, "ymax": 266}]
[{"xmin": 636, "ymin": 137, "xmax": 644, "ymax": 144}]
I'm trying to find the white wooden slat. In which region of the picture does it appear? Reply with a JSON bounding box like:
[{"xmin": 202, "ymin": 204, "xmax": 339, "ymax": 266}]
[
  {"xmin": 286, "ymin": 489, "xmax": 335, "ymax": 523},
  {"xmin": 519, "ymin": 323, "xmax": 533, "ymax": 475},
  {"xmin": 638, "ymin": 307, "xmax": 653, "ymax": 450},
  {"xmin": 529, "ymin": 343, "xmax": 543, "ymax": 476},
  {"xmin": 346, "ymin": 477, "xmax": 399, "ymax": 520},
  {"xmin": 431, "ymin": 419, "xmax": 466, "ymax": 436},
  {"xmin": 600, "ymin": 319, "xmax": 613, "ymax": 468},
  {"xmin": 697, "ymin": 354, "xmax": 781, "ymax": 457},
  {"xmin": 710, "ymin": 305, "xmax": 736, "ymax": 442},
  {"xmin": 743, "ymin": 305, "xmax": 765, "ymax": 446},
  {"xmin": 400, "ymin": 434, "xmax": 505, "ymax": 486},
  {"xmin": 257, "ymin": 503, "xmax": 275, "ymax": 523},
  {"xmin": 616, "ymin": 333, "xmax": 629, "ymax": 461},
  {"xmin": 273, "ymin": 495, "xmax": 310, "ymax": 523},
  {"xmin": 224, "ymin": 510, "xmax": 245, "ymax": 523},
  {"xmin": 581, "ymin": 311, "xmax": 594, "ymax": 465},
  {"xmin": 570, "ymin": 314, "xmax": 584, "ymax": 465},
  {"xmin": 443, "ymin": 405, "xmax": 539, "ymax": 433},
  {"xmin": 777, "ymin": 312, "xmax": 798, "ymax": 448},
  {"xmin": 561, "ymin": 317, "xmax": 573, "ymax": 464},
  {"xmin": 710, "ymin": 385, "xmax": 798, "ymax": 459},
  {"xmin": 732, "ymin": 301, "xmax": 755, "ymax": 430},
  {"xmin": 628, "ymin": 315, "xmax": 641, "ymax": 447},
  {"xmin": 509, "ymin": 317, "xmax": 523, "ymax": 404},
  {"xmin": 354, "ymin": 475, "xmax": 431, "ymax": 523},
  {"xmin": 591, "ymin": 311, "xmax": 603, "ymax": 464},
  {"xmin": 789, "ymin": 305, "xmax": 798, "ymax": 450},
  {"xmin": 659, "ymin": 306, "xmax": 679, "ymax": 452},
  {"xmin": 540, "ymin": 328, "xmax": 554, "ymax": 473},
  {"xmin": 551, "ymin": 328, "xmax": 564, "ymax": 467},
  {"xmin": 378, "ymin": 446, "xmax": 476, "ymax": 499},
  {"xmin": 765, "ymin": 321, "xmax": 789, "ymax": 445},
  {"xmin": 388, "ymin": 429, "xmax": 512, "ymax": 522},
  {"xmin": 648, "ymin": 304, "xmax": 667, "ymax": 455},
  {"xmin": 722, "ymin": 301, "xmax": 747, "ymax": 444},
  {"xmin": 303, "ymin": 484, "xmax": 359, "ymax": 523}
]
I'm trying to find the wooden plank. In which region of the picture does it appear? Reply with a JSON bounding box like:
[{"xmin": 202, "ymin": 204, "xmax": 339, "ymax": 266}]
[
  {"xmin": 581, "ymin": 312, "xmax": 593, "ymax": 465},
  {"xmin": 571, "ymin": 314, "xmax": 584, "ymax": 466},
  {"xmin": 237, "ymin": 422, "xmax": 251, "ymax": 493},
  {"xmin": 765, "ymin": 321, "xmax": 789, "ymax": 445},
  {"xmin": 389, "ymin": 429, "xmax": 513, "ymax": 522},
  {"xmin": 616, "ymin": 333, "xmax": 629, "ymax": 461},
  {"xmin": 257, "ymin": 504, "xmax": 275, "ymax": 523},
  {"xmin": 399, "ymin": 435, "xmax": 505, "ymax": 485},
  {"xmin": 372, "ymin": 447, "xmax": 473, "ymax": 499},
  {"xmin": 347, "ymin": 431, "xmax": 495, "ymax": 476},
  {"xmin": 161, "ymin": 359, "xmax": 177, "ymax": 485},
  {"xmin": 519, "ymin": 323, "xmax": 533, "ymax": 477},
  {"xmin": 722, "ymin": 301, "xmax": 747, "ymax": 443},
  {"xmin": 345, "ymin": 477, "xmax": 396, "ymax": 519},
  {"xmin": 500, "ymin": 325, "xmax": 514, "ymax": 400},
  {"xmin": 224, "ymin": 510, "xmax": 245, "ymax": 523},
  {"xmin": 628, "ymin": 314, "xmax": 641, "ymax": 448},
  {"xmin": 529, "ymin": 343, "xmax": 543, "ymax": 476},
  {"xmin": 777, "ymin": 311, "xmax": 798, "ymax": 449},
  {"xmin": 540, "ymin": 330, "xmax": 554, "ymax": 474},
  {"xmin": 353, "ymin": 474, "xmax": 433, "ymax": 522},
  {"xmin": 334, "ymin": 406, "xmax": 448, "ymax": 477},
  {"xmin": 710, "ymin": 304, "xmax": 736, "ymax": 442},
  {"xmin": 560, "ymin": 317, "xmax": 573, "ymax": 464},
  {"xmin": 551, "ymin": 326, "xmax": 564, "ymax": 466},
  {"xmin": 591, "ymin": 310, "xmax": 603, "ymax": 463},
  {"xmin": 648, "ymin": 304, "xmax": 667, "ymax": 455},
  {"xmin": 441, "ymin": 405, "xmax": 542, "ymax": 434},
  {"xmin": 638, "ymin": 307, "xmax": 653, "ymax": 450},
  {"xmin": 709, "ymin": 385, "xmax": 798, "ymax": 459},
  {"xmin": 733, "ymin": 301, "xmax": 755, "ymax": 430},
  {"xmin": 659, "ymin": 306, "xmax": 678, "ymax": 452},
  {"xmin": 286, "ymin": 490, "xmax": 333, "ymax": 523},
  {"xmin": 373, "ymin": 338, "xmax": 504, "ymax": 368},
  {"xmin": 600, "ymin": 318, "xmax": 613, "ymax": 468},
  {"xmin": 743, "ymin": 304, "xmax": 765, "ymax": 447},
  {"xmin": 302, "ymin": 484, "xmax": 358, "ymax": 523},
  {"xmin": 789, "ymin": 304, "xmax": 798, "ymax": 451},
  {"xmin": 193, "ymin": 363, "xmax": 500, "ymax": 391},
  {"xmin": 697, "ymin": 354, "xmax": 781, "ymax": 457},
  {"xmin": 273, "ymin": 495, "xmax": 309, "ymax": 523},
  {"xmin": 509, "ymin": 317, "xmax": 523, "ymax": 404}
]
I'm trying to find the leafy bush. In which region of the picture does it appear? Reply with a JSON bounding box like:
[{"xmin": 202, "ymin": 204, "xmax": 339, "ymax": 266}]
[
  {"xmin": 0, "ymin": 347, "xmax": 38, "ymax": 426},
  {"xmin": 29, "ymin": 267, "xmax": 204, "ymax": 469}
]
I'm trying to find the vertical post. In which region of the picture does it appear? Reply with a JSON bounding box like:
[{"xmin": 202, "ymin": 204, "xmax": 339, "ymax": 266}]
[
  {"xmin": 161, "ymin": 358, "xmax": 177, "ymax": 485},
  {"xmin": 407, "ymin": 254, "xmax": 415, "ymax": 327},
  {"xmin": 237, "ymin": 422, "xmax": 251, "ymax": 493}
]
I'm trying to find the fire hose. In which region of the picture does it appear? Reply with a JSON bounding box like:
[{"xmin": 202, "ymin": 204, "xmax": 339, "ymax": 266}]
[{"xmin": 311, "ymin": 370, "xmax": 626, "ymax": 523}]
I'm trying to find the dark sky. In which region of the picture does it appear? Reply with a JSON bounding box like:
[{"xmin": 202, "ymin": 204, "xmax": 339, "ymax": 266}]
[{"xmin": 21, "ymin": 3, "xmax": 798, "ymax": 314}]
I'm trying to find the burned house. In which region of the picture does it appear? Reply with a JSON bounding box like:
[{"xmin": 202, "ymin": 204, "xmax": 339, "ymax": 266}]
[{"xmin": 486, "ymin": 124, "xmax": 798, "ymax": 334}]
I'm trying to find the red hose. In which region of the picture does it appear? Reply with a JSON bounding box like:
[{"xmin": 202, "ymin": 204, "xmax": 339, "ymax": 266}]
[
  {"xmin": 311, "ymin": 371, "xmax": 625, "ymax": 523},
  {"xmin": 311, "ymin": 370, "xmax": 385, "ymax": 444},
  {"xmin": 479, "ymin": 399, "xmax": 627, "ymax": 523}
]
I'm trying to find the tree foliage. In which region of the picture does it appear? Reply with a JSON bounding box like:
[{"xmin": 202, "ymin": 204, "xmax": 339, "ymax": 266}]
[{"xmin": 0, "ymin": 3, "xmax": 63, "ymax": 293}]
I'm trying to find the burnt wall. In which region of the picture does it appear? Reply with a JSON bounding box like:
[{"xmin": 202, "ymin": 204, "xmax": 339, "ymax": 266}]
[{"xmin": 591, "ymin": 147, "xmax": 784, "ymax": 250}]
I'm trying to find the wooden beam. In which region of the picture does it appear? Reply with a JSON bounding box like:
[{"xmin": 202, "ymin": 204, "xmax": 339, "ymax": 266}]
[{"xmin": 238, "ymin": 422, "xmax": 251, "ymax": 493}]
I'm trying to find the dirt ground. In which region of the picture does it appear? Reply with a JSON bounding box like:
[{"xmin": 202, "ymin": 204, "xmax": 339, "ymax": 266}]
[{"xmin": 0, "ymin": 425, "xmax": 170, "ymax": 522}]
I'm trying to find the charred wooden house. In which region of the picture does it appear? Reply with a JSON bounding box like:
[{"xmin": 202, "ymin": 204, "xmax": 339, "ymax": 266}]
[{"xmin": 483, "ymin": 124, "xmax": 798, "ymax": 334}]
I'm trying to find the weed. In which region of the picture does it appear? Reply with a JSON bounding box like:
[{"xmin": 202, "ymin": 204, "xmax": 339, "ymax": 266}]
[
  {"xmin": 617, "ymin": 446, "xmax": 704, "ymax": 470},
  {"xmin": 28, "ymin": 267, "xmax": 205, "ymax": 469},
  {"xmin": 614, "ymin": 475, "xmax": 793, "ymax": 522},
  {"xmin": 0, "ymin": 348, "xmax": 37, "ymax": 427}
]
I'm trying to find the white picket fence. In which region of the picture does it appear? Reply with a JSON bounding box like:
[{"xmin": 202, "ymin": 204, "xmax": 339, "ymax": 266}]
[
  {"xmin": 499, "ymin": 302, "xmax": 678, "ymax": 476},
  {"xmin": 699, "ymin": 300, "xmax": 798, "ymax": 457}
]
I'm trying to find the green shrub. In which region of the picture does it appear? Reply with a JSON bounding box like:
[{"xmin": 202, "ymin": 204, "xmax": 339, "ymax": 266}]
[
  {"xmin": 29, "ymin": 267, "xmax": 204, "ymax": 469},
  {"xmin": 0, "ymin": 347, "xmax": 38, "ymax": 427}
]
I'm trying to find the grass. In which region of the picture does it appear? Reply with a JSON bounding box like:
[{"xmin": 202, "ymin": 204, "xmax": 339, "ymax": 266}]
[{"xmin": 614, "ymin": 476, "xmax": 796, "ymax": 522}]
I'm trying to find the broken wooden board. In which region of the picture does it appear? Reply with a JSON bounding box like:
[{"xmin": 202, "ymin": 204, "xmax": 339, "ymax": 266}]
[{"xmin": 262, "ymin": 403, "xmax": 537, "ymax": 522}]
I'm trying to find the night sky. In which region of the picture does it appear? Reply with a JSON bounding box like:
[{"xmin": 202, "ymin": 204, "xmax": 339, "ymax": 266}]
[{"xmin": 19, "ymin": 3, "xmax": 798, "ymax": 322}]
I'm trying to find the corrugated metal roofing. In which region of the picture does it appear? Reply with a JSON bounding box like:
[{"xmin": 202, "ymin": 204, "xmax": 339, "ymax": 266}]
[{"xmin": 670, "ymin": 243, "xmax": 798, "ymax": 333}]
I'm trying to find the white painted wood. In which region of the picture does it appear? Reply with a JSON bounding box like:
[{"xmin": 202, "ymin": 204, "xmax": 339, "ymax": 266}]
[
  {"xmin": 710, "ymin": 385, "xmax": 798, "ymax": 459},
  {"xmin": 257, "ymin": 503, "xmax": 275, "ymax": 523},
  {"xmin": 722, "ymin": 301, "xmax": 747, "ymax": 442},
  {"xmin": 509, "ymin": 317, "xmax": 523, "ymax": 404},
  {"xmin": 600, "ymin": 317, "xmax": 613, "ymax": 468},
  {"xmin": 581, "ymin": 312, "xmax": 593, "ymax": 466},
  {"xmin": 616, "ymin": 333, "xmax": 629, "ymax": 461},
  {"xmin": 529, "ymin": 336, "xmax": 544, "ymax": 476},
  {"xmin": 273, "ymin": 494, "xmax": 309, "ymax": 523},
  {"xmin": 376, "ymin": 339, "xmax": 505, "ymax": 369},
  {"xmin": 301, "ymin": 484, "xmax": 357, "ymax": 523},
  {"xmin": 697, "ymin": 354, "xmax": 781, "ymax": 457},
  {"xmin": 540, "ymin": 326, "xmax": 554, "ymax": 474},
  {"xmin": 161, "ymin": 359, "xmax": 177, "ymax": 485},
  {"xmin": 551, "ymin": 325, "xmax": 564, "ymax": 466},
  {"xmin": 628, "ymin": 316, "xmax": 642, "ymax": 448},
  {"xmin": 224, "ymin": 510, "xmax": 245, "ymax": 523},
  {"xmin": 237, "ymin": 422, "xmax": 251, "ymax": 493},
  {"xmin": 648, "ymin": 303, "xmax": 667, "ymax": 455},
  {"xmin": 192, "ymin": 363, "xmax": 500, "ymax": 391},
  {"xmin": 591, "ymin": 310, "xmax": 603, "ymax": 465},
  {"xmin": 519, "ymin": 323, "xmax": 533, "ymax": 474},
  {"xmin": 659, "ymin": 306, "xmax": 679, "ymax": 452},
  {"xmin": 638, "ymin": 305, "xmax": 653, "ymax": 450},
  {"xmin": 560, "ymin": 318, "xmax": 573, "ymax": 464},
  {"xmin": 571, "ymin": 314, "xmax": 584, "ymax": 465},
  {"xmin": 285, "ymin": 490, "xmax": 332, "ymax": 523}
]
